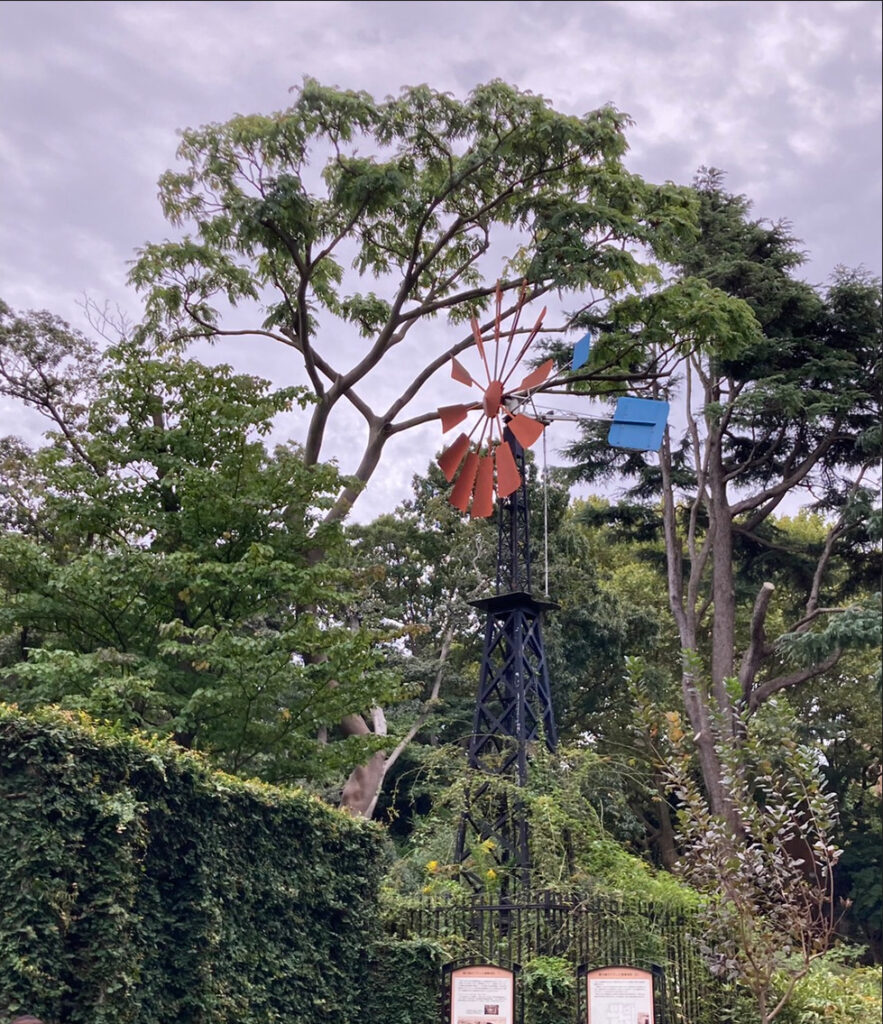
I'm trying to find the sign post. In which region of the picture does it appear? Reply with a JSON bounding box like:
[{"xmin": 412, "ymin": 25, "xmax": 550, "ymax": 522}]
[
  {"xmin": 580, "ymin": 965, "xmax": 660, "ymax": 1024},
  {"xmin": 443, "ymin": 962, "xmax": 520, "ymax": 1024}
]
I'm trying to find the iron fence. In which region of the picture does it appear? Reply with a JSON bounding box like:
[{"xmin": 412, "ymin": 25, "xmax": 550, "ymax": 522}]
[{"xmin": 386, "ymin": 889, "xmax": 729, "ymax": 1024}]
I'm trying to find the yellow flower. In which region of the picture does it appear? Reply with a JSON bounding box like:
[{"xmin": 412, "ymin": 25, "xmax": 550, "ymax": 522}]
[
  {"xmin": 422, "ymin": 885, "xmax": 431, "ymax": 894},
  {"xmin": 426, "ymin": 860, "xmax": 439, "ymax": 874},
  {"xmin": 486, "ymin": 868, "xmax": 497, "ymax": 880},
  {"xmin": 480, "ymin": 838, "xmax": 496, "ymax": 853}
]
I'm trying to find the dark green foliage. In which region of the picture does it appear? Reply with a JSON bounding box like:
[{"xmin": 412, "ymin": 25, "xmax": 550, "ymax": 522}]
[
  {"xmin": 386, "ymin": 889, "xmax": 737, "ymax": 1024},
  {"xmin": 0, "ymin": 704, "xmax": 384, "ymax": 1023},
  {"xmin": 350, "ymin": 464, "xmax": 665, "ymax": 849},
  {"xmin": 559, "ymin": 172, "xmax": 881, "ymax": 942},
  {"xmin": 362, "ymin": 944, "xmax": 582, "ymax": 1024},
  {"xmin": 523, "ymin": 957, "xmax": 575, "ymax": 1024},
  {"xmin": 0, "ymin": 308, "xmax": 400, "ymax": 785},
  {"xmin": 363, "ymin": 939, "xmax": 446, "ymax": 1024}
]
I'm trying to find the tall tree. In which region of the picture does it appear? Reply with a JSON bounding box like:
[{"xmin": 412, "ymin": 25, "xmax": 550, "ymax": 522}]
[
  {"xmin": 129, "ymin": 79, "xmax": 698, "ymax": 813},
  {"xmin": 0, "ymin": 303, "xmax": 396, "ymax": 783},
  {"xmin": 130, "ymin": 79, "xmax": 696, "ymax": 521},
  {"xmin": 565, "ymin": 171, "xmax": 882, "ymax": 828}
]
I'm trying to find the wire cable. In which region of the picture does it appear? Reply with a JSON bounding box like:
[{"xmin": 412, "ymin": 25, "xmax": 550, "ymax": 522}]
[{"xmin": 542, "ymin": 425, "xmax": 550, "ymax": 596}]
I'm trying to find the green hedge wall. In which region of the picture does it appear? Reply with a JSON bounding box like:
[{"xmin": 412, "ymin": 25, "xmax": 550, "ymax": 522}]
[
  {"xmin": 364, "ymin": 938, "xmax": 446, "ymax": 1024},
  {"xmin": 0, "ymin": 705, "xmax": 385, "ymax": 1024}
]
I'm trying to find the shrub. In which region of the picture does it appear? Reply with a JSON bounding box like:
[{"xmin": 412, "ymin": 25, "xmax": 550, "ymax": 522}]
[
  {"xmin": 778, "ymin": 952, "xmax": 882, "ymax": 1024},
  {"xmin": 0, "ymin": 704, "xmax": 384, "ymax": 1023},
  {"xmin": 524, "ymin": 956, "xmax": 575, "ymax": 1024}
]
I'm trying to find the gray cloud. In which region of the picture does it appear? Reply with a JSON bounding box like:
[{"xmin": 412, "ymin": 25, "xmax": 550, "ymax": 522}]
[{"xmin": 1, "ymin": 0, "xmax": 880, "ymax": 517}]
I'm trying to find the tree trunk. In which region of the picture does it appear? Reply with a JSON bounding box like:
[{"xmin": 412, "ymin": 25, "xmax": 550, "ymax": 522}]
[
  {"xmin": 661, "ymin": 419, "xmax": 741, "ymax": 834},
  {"xmin": 680, "ymin": 666, "xmax": 734, "ymax": 826},
  {"xmin": 339, "ymin": 750, "xmax": 387, "ymax": 818},
  {"xmin": 707, "ymin": 435, "xmax": 736, "ymax": 723},
  {"xmin": 654, "ymin": 779, "xmax": 679, "ymax": 871}
]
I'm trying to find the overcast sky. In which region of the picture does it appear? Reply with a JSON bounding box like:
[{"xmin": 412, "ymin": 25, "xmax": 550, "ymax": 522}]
[{"xmin": 1, "ymin": 0, "xmax": 881, "ymax": 520}]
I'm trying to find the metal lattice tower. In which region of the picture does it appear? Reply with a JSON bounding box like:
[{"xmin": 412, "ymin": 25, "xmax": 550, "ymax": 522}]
[{"xmin": 454, "ymin": 427, "xmax": 557, "ymax": 894}]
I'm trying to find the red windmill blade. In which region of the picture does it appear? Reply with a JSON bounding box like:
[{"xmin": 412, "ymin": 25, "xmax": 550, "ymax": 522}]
[{"xmin": 437, "ymin": 282, "xmax": 553, "ymax": 517}]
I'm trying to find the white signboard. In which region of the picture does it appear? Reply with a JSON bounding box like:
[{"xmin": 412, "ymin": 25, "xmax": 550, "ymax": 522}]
[
  {"xmin": 586, "ymin": 966, "xmax": 654, "ymax": 1024},
  {"xmin": 450, "ymin": 964, "xmax": 514, "ymax": 1024}
]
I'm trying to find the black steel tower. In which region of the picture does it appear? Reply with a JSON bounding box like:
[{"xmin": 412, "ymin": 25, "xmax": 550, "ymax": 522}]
[{"xmin": 454, "ymin": 426, "xmax": 557, "ymax": 893}]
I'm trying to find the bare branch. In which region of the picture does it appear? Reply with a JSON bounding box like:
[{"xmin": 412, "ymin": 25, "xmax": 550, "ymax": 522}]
[
  {"xmin": 805, "ymin": 467, "xmax": 869, "ymax": 618},
  {"xmin": 787, "ymin": 607, "xmax": 849, "ymax": 634},
  {"xmin": 730, "ymin": 434, "xmax": 841, "ymax": 517},
  {"xmin": 739, "ymin": 582, "xmax": 775, "ymax": 701},
  {"xmin": 383, "ymin": 620, "xmax": 454, "ymax": 775},
  {"xmin": 181, "ymin": 307, "xmax": 298, "ymax": 351},
  {"xmin": 747, "ymin": 649, "xmax": 842, "ymax": 712}
]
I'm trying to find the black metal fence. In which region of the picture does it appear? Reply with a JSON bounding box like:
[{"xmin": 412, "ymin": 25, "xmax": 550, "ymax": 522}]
[{"xmin": 386, "ymin": 890, "xmax": 729, "ymax": 1024}]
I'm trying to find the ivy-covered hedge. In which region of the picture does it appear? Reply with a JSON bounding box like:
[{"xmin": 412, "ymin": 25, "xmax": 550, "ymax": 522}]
[
  {"xmin": 0, "ymin": 704, "xmax": 385, "ymax": 1023},
  {"xmin": 363, "ymin": 938, "xmax": 446, "ymax": 1023}
]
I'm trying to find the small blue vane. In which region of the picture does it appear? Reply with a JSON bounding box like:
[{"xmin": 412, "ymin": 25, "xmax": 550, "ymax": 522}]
[
  {"xmin": 571, "ymin": 332, "xmax": 592, "ymax": 371},
  {"xmin": 608, "ymin": 397, "xmax": 669, "ymax": 451}
]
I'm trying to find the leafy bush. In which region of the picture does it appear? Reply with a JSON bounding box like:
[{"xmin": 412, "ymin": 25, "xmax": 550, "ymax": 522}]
[
  {"xmin": 363, "ymin": 938, "xmax": 447, "ymax": 1024},
  {"xmin": 778, "ymin": 952, "xmax": 882, "ymax": 1024},
  {"xmin": 383, "ymin": 743, "xmax": 699, "ymax": 910},
  {"xmin": 524, "ymin": 956, "xmax": 575, "ymax": 1024}
]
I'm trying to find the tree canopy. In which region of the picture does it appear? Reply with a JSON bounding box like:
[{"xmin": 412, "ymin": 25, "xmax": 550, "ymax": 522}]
[
  {"xmin": 0, "ymin": 303, "xmax": 397, "ymax": 782},
  {"xmin": 564, "ymin": 170, "xmax": 882, "ymax": 828},
  {"xmin": 130, "ymin": 78, "xmax": 696, "ymax": 520}
]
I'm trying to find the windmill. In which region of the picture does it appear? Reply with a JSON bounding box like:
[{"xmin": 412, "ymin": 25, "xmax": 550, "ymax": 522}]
[
  {"xmin": 438, "ymin": 284, "xmax": 553, "ymax": 519},
  {"xmin": 437, "ymin": 282, "xmax": 668, "ymax": 894}
]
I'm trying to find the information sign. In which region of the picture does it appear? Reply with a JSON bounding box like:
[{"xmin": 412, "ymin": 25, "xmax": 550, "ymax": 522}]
[
  {"xmin": 450, "ymin": 964, "xmax": 515, "ymax": 1024},
  {"xmin": 586, "ymin": 966, "xmax": 655, "ymax": 1024}
]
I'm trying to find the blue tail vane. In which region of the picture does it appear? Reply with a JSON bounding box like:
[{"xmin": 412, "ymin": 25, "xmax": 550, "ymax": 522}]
[
  {"xmin": 608, "ymin": 397, "xmax": 669, "ymax": 451},
  {"xmin": 571, "ymin": 332, "xmax": 592, "ymax": 371}
]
